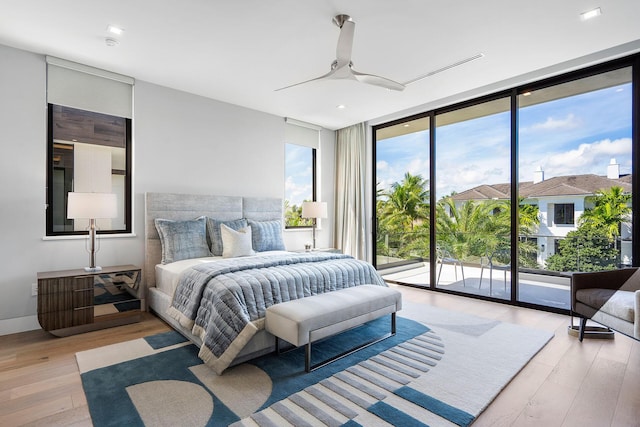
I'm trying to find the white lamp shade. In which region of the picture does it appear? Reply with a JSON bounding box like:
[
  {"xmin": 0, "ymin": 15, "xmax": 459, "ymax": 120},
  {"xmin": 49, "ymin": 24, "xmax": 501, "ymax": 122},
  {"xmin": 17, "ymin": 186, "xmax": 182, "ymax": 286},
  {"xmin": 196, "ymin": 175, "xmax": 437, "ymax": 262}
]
[
  {"xmin": 67, "ymin": 192, "xmax": 118, "ymax": 219},
  {"xmin": 301, "ymin": 201, "xmax": 328, "ymax": 219}
]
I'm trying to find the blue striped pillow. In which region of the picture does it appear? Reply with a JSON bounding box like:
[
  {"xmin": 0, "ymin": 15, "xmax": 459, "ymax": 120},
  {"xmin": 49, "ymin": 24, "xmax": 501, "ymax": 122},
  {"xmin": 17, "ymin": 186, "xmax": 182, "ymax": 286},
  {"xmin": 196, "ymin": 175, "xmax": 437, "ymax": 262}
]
[{"xmin": 247, "ymin": 219, "xmax": 286, "ymax": 252}]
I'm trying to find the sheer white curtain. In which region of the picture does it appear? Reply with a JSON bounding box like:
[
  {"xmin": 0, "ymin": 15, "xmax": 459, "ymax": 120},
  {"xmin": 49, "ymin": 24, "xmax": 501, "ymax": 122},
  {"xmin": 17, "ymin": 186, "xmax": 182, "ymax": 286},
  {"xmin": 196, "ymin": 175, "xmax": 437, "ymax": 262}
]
[{"xmin": 335, "ymin": 122, "xmax": 366, "ymax": 259}]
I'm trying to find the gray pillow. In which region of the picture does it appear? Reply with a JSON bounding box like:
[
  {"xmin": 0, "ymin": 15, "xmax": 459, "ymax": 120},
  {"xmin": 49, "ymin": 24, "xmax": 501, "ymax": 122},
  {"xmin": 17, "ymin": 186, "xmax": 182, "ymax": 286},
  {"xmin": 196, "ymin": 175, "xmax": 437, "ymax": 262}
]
[
  {"xmin": 247, "ymin": 219, "xmax": 286, "ymax": 252},
  {"xmin": 206, "ymin": 218, "xmax": 248, "ymax": 256},
  {"xmin": 155, "ymin": 216, "xmax": 211, "ymax": 264}
]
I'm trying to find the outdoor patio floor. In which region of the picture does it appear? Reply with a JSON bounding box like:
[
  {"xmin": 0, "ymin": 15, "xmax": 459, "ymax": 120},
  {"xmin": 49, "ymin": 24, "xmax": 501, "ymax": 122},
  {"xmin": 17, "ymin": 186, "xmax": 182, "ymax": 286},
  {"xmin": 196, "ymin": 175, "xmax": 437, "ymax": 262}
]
[{"xmin": 380, "ymin": 262, "xmax": 571, "ymax": 310}]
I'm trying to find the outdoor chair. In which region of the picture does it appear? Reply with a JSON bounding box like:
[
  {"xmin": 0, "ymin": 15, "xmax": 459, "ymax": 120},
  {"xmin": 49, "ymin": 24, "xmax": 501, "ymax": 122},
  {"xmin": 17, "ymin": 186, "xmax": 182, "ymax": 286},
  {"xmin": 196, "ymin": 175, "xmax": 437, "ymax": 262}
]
[
  {"xmin": 436, "ymin": 248, "xmax": 466, "ymax": 286},
  {"xmin": 479, "ymin": 248, "xmax": 510, "ymax": 295}
]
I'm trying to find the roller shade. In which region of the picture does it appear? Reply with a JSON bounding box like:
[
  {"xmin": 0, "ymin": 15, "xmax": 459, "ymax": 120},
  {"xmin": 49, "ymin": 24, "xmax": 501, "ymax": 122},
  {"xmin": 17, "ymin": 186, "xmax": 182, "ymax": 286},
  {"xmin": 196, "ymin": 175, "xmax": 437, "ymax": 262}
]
[
  {"xmin": 285, "ymin": 117, "xmax": 320, "ymax": 149},
  {"xmin": 46, "ymin": 56, "xmax": 133, "ymax": 118}
]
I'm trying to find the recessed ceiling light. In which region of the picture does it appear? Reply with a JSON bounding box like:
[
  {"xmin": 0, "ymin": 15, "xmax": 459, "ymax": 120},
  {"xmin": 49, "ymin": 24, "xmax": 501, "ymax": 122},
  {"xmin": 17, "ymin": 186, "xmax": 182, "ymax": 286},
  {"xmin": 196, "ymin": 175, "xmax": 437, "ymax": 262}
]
[
  {"xmin": 107, "ymin": 25, "xmax": 124, "ymax": 35},
  {"xmin": 336, "ymin": 104, "xmax": 346, "ymax": 109},
  {"xmin": 403, "ymin": 124, "xmax": 410, "ymax": 128},
  {"xmin": 522, "ymin": 91, "xmax": 532, "ymax": 96},
  {"xmin": 581, "ymin": 7, "xmax": 601, "ymax": 20}
]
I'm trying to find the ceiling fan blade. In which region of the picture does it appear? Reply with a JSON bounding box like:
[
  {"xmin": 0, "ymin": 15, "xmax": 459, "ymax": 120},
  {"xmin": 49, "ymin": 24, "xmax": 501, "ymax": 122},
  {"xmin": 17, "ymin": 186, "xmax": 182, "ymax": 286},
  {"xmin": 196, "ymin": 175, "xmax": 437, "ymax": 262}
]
[
  {"xmin": 351, "ymin": 69, "xmax": 405, "ymax": 91},
  {"xmin": 274, "ymin": 68, "xmax": 336, "ymax": 91},
  {"xmin": 277, "ymin": 14, "xmax": 403, "ymax": 92},
  {"xmin": 335, "ymin": 19, "xmax": 355, "ymax": 66}
]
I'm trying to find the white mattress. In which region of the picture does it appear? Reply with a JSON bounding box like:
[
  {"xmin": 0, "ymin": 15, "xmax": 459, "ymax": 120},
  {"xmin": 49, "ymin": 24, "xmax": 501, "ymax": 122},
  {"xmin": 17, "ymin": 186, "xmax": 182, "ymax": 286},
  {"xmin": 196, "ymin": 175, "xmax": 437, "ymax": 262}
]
[{"xmin": 155, "ymin": 256, "xmax": 221, "ymax": 296}]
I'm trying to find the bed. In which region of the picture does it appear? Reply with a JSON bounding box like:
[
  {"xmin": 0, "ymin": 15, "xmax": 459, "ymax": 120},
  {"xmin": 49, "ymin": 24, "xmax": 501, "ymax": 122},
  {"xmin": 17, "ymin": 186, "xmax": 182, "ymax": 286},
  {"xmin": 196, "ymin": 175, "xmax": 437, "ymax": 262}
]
[{"xmin": 144, "ymin": 192, "xmax": 387, "ymax": 374}]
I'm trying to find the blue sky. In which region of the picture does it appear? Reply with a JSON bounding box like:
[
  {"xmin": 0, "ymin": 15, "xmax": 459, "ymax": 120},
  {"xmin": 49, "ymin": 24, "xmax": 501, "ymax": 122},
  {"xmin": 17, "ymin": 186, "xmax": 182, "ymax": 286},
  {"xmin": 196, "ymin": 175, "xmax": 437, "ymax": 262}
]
[
  {"xmin": 285, "ymin": 143, "xmax": 313, "ymax": 206},
  {"xmin": 377, "ymin": 82, "xmax": 632, "ymax": 199}
]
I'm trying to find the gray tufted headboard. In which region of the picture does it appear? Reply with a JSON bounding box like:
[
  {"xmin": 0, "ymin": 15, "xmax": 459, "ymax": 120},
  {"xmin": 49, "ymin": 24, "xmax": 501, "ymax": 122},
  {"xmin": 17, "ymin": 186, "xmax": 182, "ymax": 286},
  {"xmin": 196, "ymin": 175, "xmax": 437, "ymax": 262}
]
[{"xmin": 144, "ymin": 192, "xmax": 283, "ymax": 288}]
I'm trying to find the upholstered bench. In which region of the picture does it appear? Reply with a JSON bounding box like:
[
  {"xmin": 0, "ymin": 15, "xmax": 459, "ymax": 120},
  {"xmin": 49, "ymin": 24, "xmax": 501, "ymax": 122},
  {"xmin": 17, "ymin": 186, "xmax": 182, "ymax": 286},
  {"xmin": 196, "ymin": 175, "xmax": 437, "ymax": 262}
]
[{"xmin": 265, "ymin": 284, "xmax": 402, "ymax": 372}]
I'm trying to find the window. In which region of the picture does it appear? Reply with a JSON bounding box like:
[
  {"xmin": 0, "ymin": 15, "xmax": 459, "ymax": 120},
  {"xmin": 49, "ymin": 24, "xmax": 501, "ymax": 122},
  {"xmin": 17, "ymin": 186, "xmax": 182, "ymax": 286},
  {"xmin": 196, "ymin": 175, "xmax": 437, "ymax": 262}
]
[
  {"xmin": 283, "ymin": 119, "xmax": 320, "ymax": 228},
  {"xmin": 47, "ymin": 105, "xmax": 131, "ymax": 234},
  {"xmin": 284, "ymin": 143, "xmax": 316, "ymax": 228},
  {"xmin": 554, "ymin": 204, "xmax": 575, "ymax": 225},
  {"xmin": 373, "ymin": 54, "xmax": 636, "ymax": 313},
  {"xmin": 374, "ymin": 116, "xmax": 430, "ymax": 268},
  {"xmin": 46, "ymin": 57, "xmax": 133, "ymax": 236},
  {"xmin": 434, "ymin": 97, "xmax": 512, "ymax": 300}
]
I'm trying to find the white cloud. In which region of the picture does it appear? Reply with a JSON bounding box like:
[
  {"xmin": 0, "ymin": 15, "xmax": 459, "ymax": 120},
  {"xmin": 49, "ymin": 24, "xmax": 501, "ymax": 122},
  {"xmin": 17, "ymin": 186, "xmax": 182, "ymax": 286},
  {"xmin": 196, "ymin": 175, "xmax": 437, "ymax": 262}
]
[
  {"xmin": 436, "ymin": 161, "xmax": 509, "ymax": 198},
  {"xmin": 376, "ymin": 156, "xmax": 429, "ymax": 194},
  {"xmin": 525, "ymin": 113, "xmax": 580, "ymax": 132},
  {"xmin": 519, "ymin": 137, "xmax": 631, "ymax": 180},
  {"xmin": 406, "ymin": 158, "xmax": 429, "ymax": 177},
  {"xmin": 284, "ymin": 176, "xmax": 312, "ymax": 206}
]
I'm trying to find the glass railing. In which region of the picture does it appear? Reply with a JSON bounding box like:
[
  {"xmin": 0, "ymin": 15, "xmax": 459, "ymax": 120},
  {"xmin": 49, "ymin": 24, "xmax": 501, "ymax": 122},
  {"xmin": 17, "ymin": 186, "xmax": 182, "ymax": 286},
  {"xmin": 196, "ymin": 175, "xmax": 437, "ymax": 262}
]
[
  {"xmin": 377, "ymin": 230, "xmax": 630, "ymax": 273},
  {"xmin": 376, "ymin": 231, "xmax": 429, "ymax": 269},
  {"xmin": 377, "ymin": 231, "xmax": 630, "ymax": 309}
]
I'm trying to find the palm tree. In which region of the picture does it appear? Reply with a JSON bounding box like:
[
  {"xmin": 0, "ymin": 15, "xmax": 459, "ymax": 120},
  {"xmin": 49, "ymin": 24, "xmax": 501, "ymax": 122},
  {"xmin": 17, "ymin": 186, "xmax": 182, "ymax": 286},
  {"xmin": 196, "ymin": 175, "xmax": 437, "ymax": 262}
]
[
  {"xmin": 436, "ymin": 197, "xmax": 503, "ymax": 261},
  {"xmin": 379, "ymin": 173, "xmax": 429, "ymax": 229},
  {"xmin": 515, "ymin": 199, "xmax": 541, "ymax": 268},
  {"xmin": 378, "ymin": 173, "xmax": 430, "ymax": 258},
  {"xmin": 579, "ymin": 186, "xmax": 631, "ymax": 250},
  {"xmin": 436, "ymin": 197, "xmax": 540, "ymax": 267}
]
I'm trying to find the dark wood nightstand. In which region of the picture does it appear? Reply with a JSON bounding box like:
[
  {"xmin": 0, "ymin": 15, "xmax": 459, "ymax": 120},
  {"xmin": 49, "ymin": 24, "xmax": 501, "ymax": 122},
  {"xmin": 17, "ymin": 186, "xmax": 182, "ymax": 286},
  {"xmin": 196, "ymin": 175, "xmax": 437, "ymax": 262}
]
[{"xmin": 37, "ymin": 265, "xmax": 143, "ymax": 337}]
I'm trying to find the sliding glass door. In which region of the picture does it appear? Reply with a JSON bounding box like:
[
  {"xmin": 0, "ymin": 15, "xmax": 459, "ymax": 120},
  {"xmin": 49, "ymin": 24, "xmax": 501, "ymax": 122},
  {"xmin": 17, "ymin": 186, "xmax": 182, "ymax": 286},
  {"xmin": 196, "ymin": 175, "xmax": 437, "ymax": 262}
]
[
  {"xmin": 374, "ymin": 116, "xmax": 430, "ymax": 282},
  {"xmin": 434, "ymin": 97, "xmax": 512, "ymax": 299},
  {"xmin": 517, "ymin": 67, "xmax": 633, "ymax": 310},
  {"xmin": 373, "ymin": 55, "xmax": 637, "ymax": 312}
]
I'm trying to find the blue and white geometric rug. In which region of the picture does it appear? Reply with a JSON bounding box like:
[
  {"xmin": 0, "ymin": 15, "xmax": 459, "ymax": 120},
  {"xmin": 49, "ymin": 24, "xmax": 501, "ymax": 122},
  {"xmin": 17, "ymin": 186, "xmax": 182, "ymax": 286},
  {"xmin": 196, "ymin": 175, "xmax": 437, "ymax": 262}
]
[{"xmin": 76, "ymin": 303, "xmax": 554, "ymax": 426}]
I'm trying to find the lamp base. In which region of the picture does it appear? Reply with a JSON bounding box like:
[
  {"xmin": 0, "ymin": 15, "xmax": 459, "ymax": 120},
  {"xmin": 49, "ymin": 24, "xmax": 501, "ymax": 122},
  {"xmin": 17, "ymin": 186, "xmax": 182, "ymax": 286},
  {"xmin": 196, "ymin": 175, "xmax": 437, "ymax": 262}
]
[{"xmin": 84, "ymin": 266, "xmax": 103, "ymax": 273}]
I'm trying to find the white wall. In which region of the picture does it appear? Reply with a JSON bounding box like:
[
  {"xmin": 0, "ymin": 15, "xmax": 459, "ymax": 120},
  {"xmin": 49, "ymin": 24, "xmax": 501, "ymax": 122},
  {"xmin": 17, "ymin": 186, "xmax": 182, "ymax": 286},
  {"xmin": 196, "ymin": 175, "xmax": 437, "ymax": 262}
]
[{"xmin": 0, "ymin": 44, "xmax": 336, "ymax": 335}]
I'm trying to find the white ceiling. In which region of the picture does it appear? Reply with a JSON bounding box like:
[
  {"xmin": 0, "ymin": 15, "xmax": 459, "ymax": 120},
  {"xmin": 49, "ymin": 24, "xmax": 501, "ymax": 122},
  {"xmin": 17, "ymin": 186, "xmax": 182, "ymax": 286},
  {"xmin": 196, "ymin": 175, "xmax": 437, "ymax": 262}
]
[{"xmin": 1, "ymin": 0, "xmax": 640, "ymax": 130}]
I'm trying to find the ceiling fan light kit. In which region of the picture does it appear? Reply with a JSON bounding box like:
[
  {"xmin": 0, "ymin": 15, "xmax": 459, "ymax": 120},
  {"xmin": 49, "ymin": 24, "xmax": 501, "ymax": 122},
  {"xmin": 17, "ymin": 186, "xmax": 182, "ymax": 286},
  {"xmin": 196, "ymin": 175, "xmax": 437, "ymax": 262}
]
[{"xmin": 276, "ymin": 14, "xmax": 406, "ymax": 92}]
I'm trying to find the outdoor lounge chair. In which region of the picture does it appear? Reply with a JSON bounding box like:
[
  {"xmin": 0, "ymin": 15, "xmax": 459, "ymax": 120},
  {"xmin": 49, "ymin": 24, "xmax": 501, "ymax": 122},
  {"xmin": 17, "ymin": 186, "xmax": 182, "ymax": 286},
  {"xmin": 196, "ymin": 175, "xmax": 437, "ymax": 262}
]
[{"xmin": 571, "ymin": 267, "xmax": 640, "ymax": 341}]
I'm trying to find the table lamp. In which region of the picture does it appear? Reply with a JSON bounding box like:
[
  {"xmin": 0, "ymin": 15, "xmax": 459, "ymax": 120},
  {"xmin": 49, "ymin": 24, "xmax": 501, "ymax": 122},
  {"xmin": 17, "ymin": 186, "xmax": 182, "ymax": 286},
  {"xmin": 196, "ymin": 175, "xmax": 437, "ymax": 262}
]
[
  {"xmin": 67, "ymin": 192, "xmax": 118, "ymax": 272},
  {"xmin": 301, "ymin": 201, "xmax": 327, "ymax": 250}
]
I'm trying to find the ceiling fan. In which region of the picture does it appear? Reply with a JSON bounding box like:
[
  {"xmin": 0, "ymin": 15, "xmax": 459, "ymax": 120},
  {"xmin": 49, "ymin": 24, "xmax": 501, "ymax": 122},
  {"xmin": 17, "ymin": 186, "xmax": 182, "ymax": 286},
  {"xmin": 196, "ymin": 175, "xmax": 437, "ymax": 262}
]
[{"xmin": 276, "ymin": 14, "xmax": 405, "ymax": 92}]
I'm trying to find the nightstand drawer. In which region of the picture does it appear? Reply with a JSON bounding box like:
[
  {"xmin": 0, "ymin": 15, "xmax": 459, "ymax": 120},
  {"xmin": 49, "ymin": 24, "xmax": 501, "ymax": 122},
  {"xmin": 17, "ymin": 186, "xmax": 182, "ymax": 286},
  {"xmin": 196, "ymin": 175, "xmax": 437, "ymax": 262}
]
[
  {"xmin": 37, "ymin": 276, "xmax": 94, "ymax": 296},
  {"xmin": 38, "ymin": 306, "xmax": 94, "ymax": 331},
  {"xmin": 37, "ymin": 265, "xmax": 142, "ymax": 336},
  {"xmin": 37, "ymin": 277, "xmax": 94, "ymax": 313}
]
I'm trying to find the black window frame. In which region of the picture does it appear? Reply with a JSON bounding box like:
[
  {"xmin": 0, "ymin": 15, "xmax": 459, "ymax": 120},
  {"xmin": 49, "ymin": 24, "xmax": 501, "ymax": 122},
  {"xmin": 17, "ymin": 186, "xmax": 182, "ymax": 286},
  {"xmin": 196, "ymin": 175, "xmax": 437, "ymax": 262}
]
[
  {"xmin": 372, "ymin": 52, "xmax": 639, "ymax": 315},
  {"xmin": 284, "ymin": 144, "xmax": 317, "ymax": 229},
  {"xmin": 46, "ymin": 103, "xmax": 133, "ymax": 237},
  {"xmin": 553, "ymin": 203, "xmax": 575, "ymax": 225}
]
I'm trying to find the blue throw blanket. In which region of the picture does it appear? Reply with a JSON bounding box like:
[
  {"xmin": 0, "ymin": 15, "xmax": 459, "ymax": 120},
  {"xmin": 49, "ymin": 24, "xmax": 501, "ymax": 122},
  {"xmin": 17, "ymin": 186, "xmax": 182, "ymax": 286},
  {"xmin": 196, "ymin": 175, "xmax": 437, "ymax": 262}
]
[{"xmin": 167, "ymin": 252, "xmax": 387, "ymax": 374}]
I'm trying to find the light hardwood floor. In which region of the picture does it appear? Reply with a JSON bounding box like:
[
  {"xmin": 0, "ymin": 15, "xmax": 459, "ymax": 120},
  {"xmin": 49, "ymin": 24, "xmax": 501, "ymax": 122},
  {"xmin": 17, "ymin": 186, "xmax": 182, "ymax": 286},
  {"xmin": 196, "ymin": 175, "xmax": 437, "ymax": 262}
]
[{"xmin": 1, "ymin": 287, "xmax": 639, "ymax": 426}]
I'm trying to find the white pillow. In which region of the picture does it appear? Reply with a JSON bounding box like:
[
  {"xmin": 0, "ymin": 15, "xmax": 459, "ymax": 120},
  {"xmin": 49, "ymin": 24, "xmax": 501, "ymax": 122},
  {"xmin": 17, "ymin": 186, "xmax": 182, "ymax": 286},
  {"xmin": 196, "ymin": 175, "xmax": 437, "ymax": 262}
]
[{"xmin": 220, "ymin": 224, "xmax": 255, "ymax": 258}]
